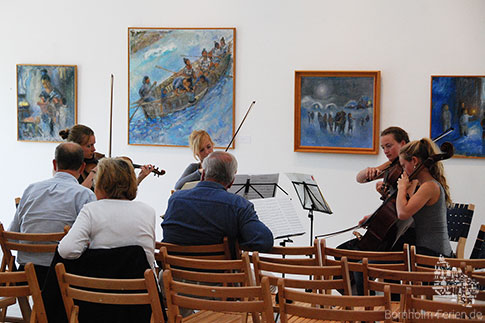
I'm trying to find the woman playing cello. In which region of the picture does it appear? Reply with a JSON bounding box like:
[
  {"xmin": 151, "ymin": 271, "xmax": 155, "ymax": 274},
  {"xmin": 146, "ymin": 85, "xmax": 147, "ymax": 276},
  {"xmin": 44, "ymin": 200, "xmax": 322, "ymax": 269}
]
[
  {"xmin": 356, "ymin": 126, "xmax": 409, "ymax": 197},
  {"xmin": 59, "ymin": 124, "xmax": 154, "ymax": 189},
  {"xmin": 396, "ymin": 138, "xmax": 453, "ymax": 257}
]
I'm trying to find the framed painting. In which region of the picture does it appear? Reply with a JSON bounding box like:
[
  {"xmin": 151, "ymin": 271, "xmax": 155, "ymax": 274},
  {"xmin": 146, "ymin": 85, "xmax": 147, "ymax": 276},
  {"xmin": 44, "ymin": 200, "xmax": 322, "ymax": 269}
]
[
  {"xmin": 294, "ymin": 71, "xmax": 380, "ymax": 154},
  {"xmin": 430, "ymin": 75, "xmax": 485, "ymax": 159},
  {"xmin": 128, "ymin": 27, "xmax": 235, "ymax": 147},
  {"xmin": 17, "ymin": 64, "xmax": 77, "ymax": 142}
]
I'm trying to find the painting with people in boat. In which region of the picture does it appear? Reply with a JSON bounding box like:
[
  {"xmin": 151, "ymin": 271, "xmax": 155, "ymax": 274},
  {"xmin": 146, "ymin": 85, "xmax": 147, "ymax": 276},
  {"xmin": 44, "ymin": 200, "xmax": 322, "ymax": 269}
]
[
  {"xmin": 17, "ymin": 64, "xmax": 77, "ymax": 142},
  {"xmin": 430, "ymin": 75, "xmax": 485, "ymax": 159},
  {"xmin": 128, "ymin": 28, "xmax": 235, "ymax": 147},
  {"xmin": 294, "ymin": 71, "xmax": 380, "ymax": 154}
]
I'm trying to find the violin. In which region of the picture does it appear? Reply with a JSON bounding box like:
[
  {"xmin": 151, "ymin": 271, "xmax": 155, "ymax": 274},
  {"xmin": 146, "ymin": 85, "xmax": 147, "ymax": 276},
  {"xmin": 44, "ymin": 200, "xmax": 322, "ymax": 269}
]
[{"xmin": 356, "ymin": 142, "xmax": 454, "ymax": 251}]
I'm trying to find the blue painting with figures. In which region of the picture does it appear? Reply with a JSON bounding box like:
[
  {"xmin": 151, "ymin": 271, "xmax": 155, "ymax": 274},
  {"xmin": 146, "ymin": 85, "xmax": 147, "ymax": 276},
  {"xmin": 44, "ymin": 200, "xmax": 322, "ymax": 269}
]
[{"xmin": 431, "ymin": 76, "xmax": 485, "ymax": 158}]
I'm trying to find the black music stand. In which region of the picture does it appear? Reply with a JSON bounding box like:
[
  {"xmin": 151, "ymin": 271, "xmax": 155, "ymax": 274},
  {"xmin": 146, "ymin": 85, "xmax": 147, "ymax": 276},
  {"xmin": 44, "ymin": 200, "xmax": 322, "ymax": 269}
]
[
  {"xmin": 291, "ymin": 180, "xmax": 332, "ymax": 246},
  {"xmin": 229, "ymin": 174, "xmax": 288, "ymax": 200}
]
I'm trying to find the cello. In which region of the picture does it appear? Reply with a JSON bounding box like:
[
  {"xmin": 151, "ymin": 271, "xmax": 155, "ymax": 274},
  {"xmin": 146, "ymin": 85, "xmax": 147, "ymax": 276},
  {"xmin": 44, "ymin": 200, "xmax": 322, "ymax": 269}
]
[{"xmin": 356, "ymin": 141, "xmax": 454, "ymax": 251}]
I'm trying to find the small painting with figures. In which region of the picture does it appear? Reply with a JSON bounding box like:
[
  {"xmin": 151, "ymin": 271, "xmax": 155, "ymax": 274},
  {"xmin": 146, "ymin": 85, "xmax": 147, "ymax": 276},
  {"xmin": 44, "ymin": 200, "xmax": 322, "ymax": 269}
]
[
  {"xmin": 430, "ymin": 75, "xmax": 485, "ymax": 159},
  {"xmin": 294, "ymin": 71, "xmax": 380, "ymax": 154},
  {"xmin": 128, "ymin": 27, "xmax": 235, "ymax": 147},
  {"xmin": 17, "ymin": 64, "xmax": 77, "ymax": 142}
]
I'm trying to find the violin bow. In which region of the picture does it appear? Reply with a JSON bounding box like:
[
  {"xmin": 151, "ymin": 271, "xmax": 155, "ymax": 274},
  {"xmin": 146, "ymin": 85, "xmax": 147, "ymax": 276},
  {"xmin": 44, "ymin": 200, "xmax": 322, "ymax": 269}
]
[
  {"xmin": 225, "ymin": 101, "xmax": 256, "ymax": 151},
  {"xmin": 108, "ymin": 74, "xmax": 114, "ymax": 158}
]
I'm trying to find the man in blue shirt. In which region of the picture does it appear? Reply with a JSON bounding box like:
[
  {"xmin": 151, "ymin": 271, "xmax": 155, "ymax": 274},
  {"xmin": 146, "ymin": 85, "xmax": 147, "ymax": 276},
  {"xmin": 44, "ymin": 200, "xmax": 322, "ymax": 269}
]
[
  {"xmin": 9, "ymin": 142, "xmax": 96, "ymax": 282},
  {"xmin": 162, "ymin": 151, "xmax": 273, "ymax": 254}
]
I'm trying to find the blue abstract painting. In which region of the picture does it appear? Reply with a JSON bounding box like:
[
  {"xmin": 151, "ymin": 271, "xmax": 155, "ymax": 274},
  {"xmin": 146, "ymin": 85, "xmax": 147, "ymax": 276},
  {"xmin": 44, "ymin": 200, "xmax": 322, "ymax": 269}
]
[
  {"xmin": 431, "ymin": 76, "xmax": 485, "ymax": 158},
  {"xmin": 17, "ymin": 65, "xmax": 77, "ymax": 142},
  {"xmin": 128, "ymin": 28, "xmax": 235, "ymax": 147},
  {"xmin": 295, "ymin": 71, "xmax": 380, "ymax": 154}
]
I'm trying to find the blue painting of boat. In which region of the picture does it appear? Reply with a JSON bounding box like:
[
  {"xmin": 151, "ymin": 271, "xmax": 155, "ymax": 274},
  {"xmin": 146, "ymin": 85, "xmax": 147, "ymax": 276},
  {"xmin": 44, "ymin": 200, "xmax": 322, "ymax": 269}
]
[
  {"xmin": 128, "ymin": 28, "xmax": 235, "ymax": 147},
  {"xmin": 431, "ymin": 76, "xmax": 485, "ymax": 158}
]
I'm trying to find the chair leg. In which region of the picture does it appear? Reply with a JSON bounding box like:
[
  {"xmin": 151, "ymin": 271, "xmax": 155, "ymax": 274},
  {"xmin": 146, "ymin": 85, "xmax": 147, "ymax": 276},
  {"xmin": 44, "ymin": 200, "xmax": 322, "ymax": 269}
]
[{"xmin": 17, "ymin": 296, "xmax": 31, "ymax": 322}]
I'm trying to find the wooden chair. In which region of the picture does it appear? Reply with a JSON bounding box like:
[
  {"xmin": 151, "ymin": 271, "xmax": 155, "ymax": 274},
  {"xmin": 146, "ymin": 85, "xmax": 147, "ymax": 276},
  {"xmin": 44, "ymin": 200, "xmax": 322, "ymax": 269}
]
[
  {"xmin": 0, "ymin": 262, "xmax": 48, "ymax": 323},
  {"xmin": 0, "ymin": 223, "xmax": 69, "ymax": 321},
  {"xmin": 243, "ymin": 238, "xmax": 321, "ymax": 266},
  {"xmin": 253, "ymin": 251, "xmax": 351, "ymax": 316},
  {"xmin": 319, "ymin": 238, "xmax": 409, "ymax": 270},
  {"xmin": 277, "ymin": 278, "xmax": 392, "ymax": 323},
  {"xmin": 163, "ymin": 269, "xmax": 274, "ymax": 323},
  {"xmin": 447, "ymin": 203, "xmax": 475, "ymax": 258},
  {"xmin": 155, "ymin": 237, "xmax": 232, "ymax": 260},
  {"xmin": 464, "ymin": 266, "xmax": 485, "ymax": 302},
  {"xmin": 0, "ymin": 223, "xmax": 70, "ymax": 272},
  {"xmin": 470, "ymin": 224, "xmax": 485, "ymax": 259},
  {"xmin": 403, "ymin": 287, "xmax": 485, "ymax": 322},
  {"xmin": 410, "ymin": 245, "xmax": 485, "ymax": 273},
  {"xmin": 362, "ymin": 258, "xmax": 439, "ymax": 313},
  {"xmin": 55, "ymin": 262, "xmax": 165, "ymax": 323}
]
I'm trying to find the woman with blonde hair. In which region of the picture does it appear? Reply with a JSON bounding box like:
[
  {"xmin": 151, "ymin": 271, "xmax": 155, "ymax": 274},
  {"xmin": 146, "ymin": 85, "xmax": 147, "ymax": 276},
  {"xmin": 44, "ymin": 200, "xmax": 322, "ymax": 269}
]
[
  {"xmin": 58, "ymin": 157, "xmax": 156, "ymax": 268},
  {"xmin": 174, "ymin": 130, "xmax": 214, "ymax": 190},
  {"xmin": 396, "ymin": 138, "xmax": 453, "ymax": 257}
]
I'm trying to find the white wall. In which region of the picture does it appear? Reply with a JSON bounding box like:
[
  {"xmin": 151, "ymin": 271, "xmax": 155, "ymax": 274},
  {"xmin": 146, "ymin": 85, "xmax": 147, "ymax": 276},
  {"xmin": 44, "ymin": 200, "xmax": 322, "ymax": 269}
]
[{"xmin": 1, "ymin": 0, "xmax": 484, "ymax": 256}]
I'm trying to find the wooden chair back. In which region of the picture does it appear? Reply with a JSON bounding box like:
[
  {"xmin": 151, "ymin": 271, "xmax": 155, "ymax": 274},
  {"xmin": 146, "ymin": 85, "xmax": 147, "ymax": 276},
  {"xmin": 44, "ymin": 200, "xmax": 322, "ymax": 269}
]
[
  {"xmin": 244, "ymin": 238, "xmax": 321, "ymax": 266},
  {"xmin": 470, "ymin": 224, "xmax": 485, "ymax": 259},
  {"xmin": 403, "ymin": 287, "xmax": 485, "ymax": 322},
  {"xmin": 0, "ymin": 223, "xmax": 69, "ymax": 272},
  {"xmin": 277, "ymin": 278, "xmax": 392, "ymax": 323},
  {"xmin": 410, "ymin": 245, "xmax": 485, "ymax": 273},
  {"xmin": 447, "ymin": 203, "xmax": 475, "ymax": 258},
  {"xmin": 253, "ymin": 252, "xmax": 351, "ymax": 314},
  {"xmin": 0, "ymin": 262, "xmax": 48, "ymax": 323},
  {"xmin": 163, "ymin": 269, "xmax": 274, "ymax": 323},
  {"xmin": 55, "ymin": 263, "xmax": 164, "ymax": 323},
  {"xmin": 319, "ymin": 238, "xmax": 409, "ymax": 272},
  {"xmin": 159, "ymin": 247, "xmax": 253, "ymax": 286},
  {"xmin": 155, "ymin": 236, "xmax": 232, "ymax": 260}
]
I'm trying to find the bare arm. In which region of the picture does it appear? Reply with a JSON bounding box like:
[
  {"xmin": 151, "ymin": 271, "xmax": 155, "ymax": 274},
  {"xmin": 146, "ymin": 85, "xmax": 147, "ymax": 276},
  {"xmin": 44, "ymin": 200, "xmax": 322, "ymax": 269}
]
[
  {"xmin": 396, "ymin": 174, "xmax": 436, "ymax": 220},
  {"xmin": 355, "ymin": 161, "xmax": 391, "ymax": 183}
]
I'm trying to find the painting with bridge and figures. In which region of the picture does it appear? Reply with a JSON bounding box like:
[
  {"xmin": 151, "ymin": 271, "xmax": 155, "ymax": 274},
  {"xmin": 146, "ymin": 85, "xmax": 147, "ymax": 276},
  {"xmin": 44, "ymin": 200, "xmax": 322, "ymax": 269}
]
[
  {"xmin": 430, "ymin": 75, "xmax": 485, "ymax": 159},
  {"xmin": 128, "ymin": 27, "xmax": 235, "ymax": 147},
  {"xmin": 294, "ymin": 71, "xmax": 380, "ymax": 154}
]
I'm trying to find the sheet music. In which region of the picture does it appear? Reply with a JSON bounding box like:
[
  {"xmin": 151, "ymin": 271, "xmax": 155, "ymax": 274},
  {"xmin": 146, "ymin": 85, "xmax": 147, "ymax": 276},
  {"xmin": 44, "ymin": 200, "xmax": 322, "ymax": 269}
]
[
  {"xmin": 181, "ymin": 180, "xmax": 199, "ymax": 190},
  {"xmin": 251, "ymin": 197, "xmax": 305, "ymax": 239},
  {"xmin": 228, "ymin": 173, "xmax": 279, "ymax": 200},
  {"xmin": 286, "ymin": 173, "xmax": 332, "ymax": 214}
]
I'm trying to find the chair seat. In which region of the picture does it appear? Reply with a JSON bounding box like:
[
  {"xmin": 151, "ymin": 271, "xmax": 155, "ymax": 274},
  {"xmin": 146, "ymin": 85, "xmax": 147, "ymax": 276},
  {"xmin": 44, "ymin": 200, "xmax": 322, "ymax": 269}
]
[{"xmin": 184, "ymin": 310, "xmax": 246, "ymax": 322}]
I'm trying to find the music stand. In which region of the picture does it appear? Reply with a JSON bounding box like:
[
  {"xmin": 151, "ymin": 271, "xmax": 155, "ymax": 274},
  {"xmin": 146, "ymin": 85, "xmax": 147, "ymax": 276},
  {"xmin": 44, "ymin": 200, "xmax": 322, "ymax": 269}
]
[
  {"xmin": 228, "ymin": 174, "xmax": 288, "ymax": 200},
  {"xmin": 289, "ymin": 175, "xmax": 332, "ymax": 246}
]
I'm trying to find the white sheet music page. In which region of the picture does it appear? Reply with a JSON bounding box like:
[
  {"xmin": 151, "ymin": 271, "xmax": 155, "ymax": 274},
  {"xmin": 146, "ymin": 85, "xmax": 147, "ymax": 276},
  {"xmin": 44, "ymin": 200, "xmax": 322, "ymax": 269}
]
[
  {"xmin": 228, "ymin": 173, "xmax": 279, "ymax": 199},
  {"xmin": 251, "ymin": 197, "xmax": 305, "ymax": 239}
]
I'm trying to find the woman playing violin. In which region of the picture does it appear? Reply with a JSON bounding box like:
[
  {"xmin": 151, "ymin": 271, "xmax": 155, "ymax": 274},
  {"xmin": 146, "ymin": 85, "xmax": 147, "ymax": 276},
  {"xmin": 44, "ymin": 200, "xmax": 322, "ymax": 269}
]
[
  {"xmin": 396, "ymin": 138, "xmax": 453, "ymax": 257},
  {"xmin": 174, "ymin": 130, "xmax": 214, "ymax": 190},
  {"xmin": 59, "ymin": 124, "xmax": 154, "ymax": 189},
  {"xmin": 356, "ymin": 126, "xmax": 409, "ymax": 196}
]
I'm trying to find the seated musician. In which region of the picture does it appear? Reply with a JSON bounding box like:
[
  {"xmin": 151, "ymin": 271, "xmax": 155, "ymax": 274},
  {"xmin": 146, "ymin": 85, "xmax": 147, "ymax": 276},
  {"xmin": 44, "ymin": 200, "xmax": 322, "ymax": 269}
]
[
  {"xmin": 174, "ymin": 129, "xmax": 214, "ymax": 190},
  {"xmin": 163, "ymin": 151, "xmax": 274, "ymax": 253},
  {"xmin": 396, "ymin": 138, "xmax": 453, "ymax": 257},
  {"xmin": 58, "ymin": 157, "xmax": 157, "ymax": 268},
  {"xmin": 59, "ymin": 124, "xmax": 154, "ymax": 189},
  {"xmin": 356, "ymin": 126, "xmax": 409, "ymax": 197},
  {"xmin": 9, "ymin": 142, "xmax": 96, "ymax": 284}
]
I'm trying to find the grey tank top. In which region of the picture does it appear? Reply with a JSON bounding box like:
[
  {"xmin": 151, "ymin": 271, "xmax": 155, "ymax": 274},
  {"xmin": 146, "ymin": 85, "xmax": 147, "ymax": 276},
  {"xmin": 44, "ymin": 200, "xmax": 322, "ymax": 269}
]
[{"xmin": 413, "ymin": 181, "xmax": 452, "ymax": 257}]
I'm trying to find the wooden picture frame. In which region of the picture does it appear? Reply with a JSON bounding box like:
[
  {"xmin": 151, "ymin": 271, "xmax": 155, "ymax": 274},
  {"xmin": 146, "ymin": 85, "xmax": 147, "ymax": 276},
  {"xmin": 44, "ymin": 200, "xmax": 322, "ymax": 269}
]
[
  {"xmin": 128, "ymin": 27, "xmax": 235, "ymax": 148},
  {"xmin": 17, "ymin": 64, "xmax": 77, "ymax": 142},
  {"xmin": 294, "ymin": 71, "xmax": 380, "ymax": 154},
  {"xmin": 430, "ymin": 75, "xmax": 485, "ymax": 159}
]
